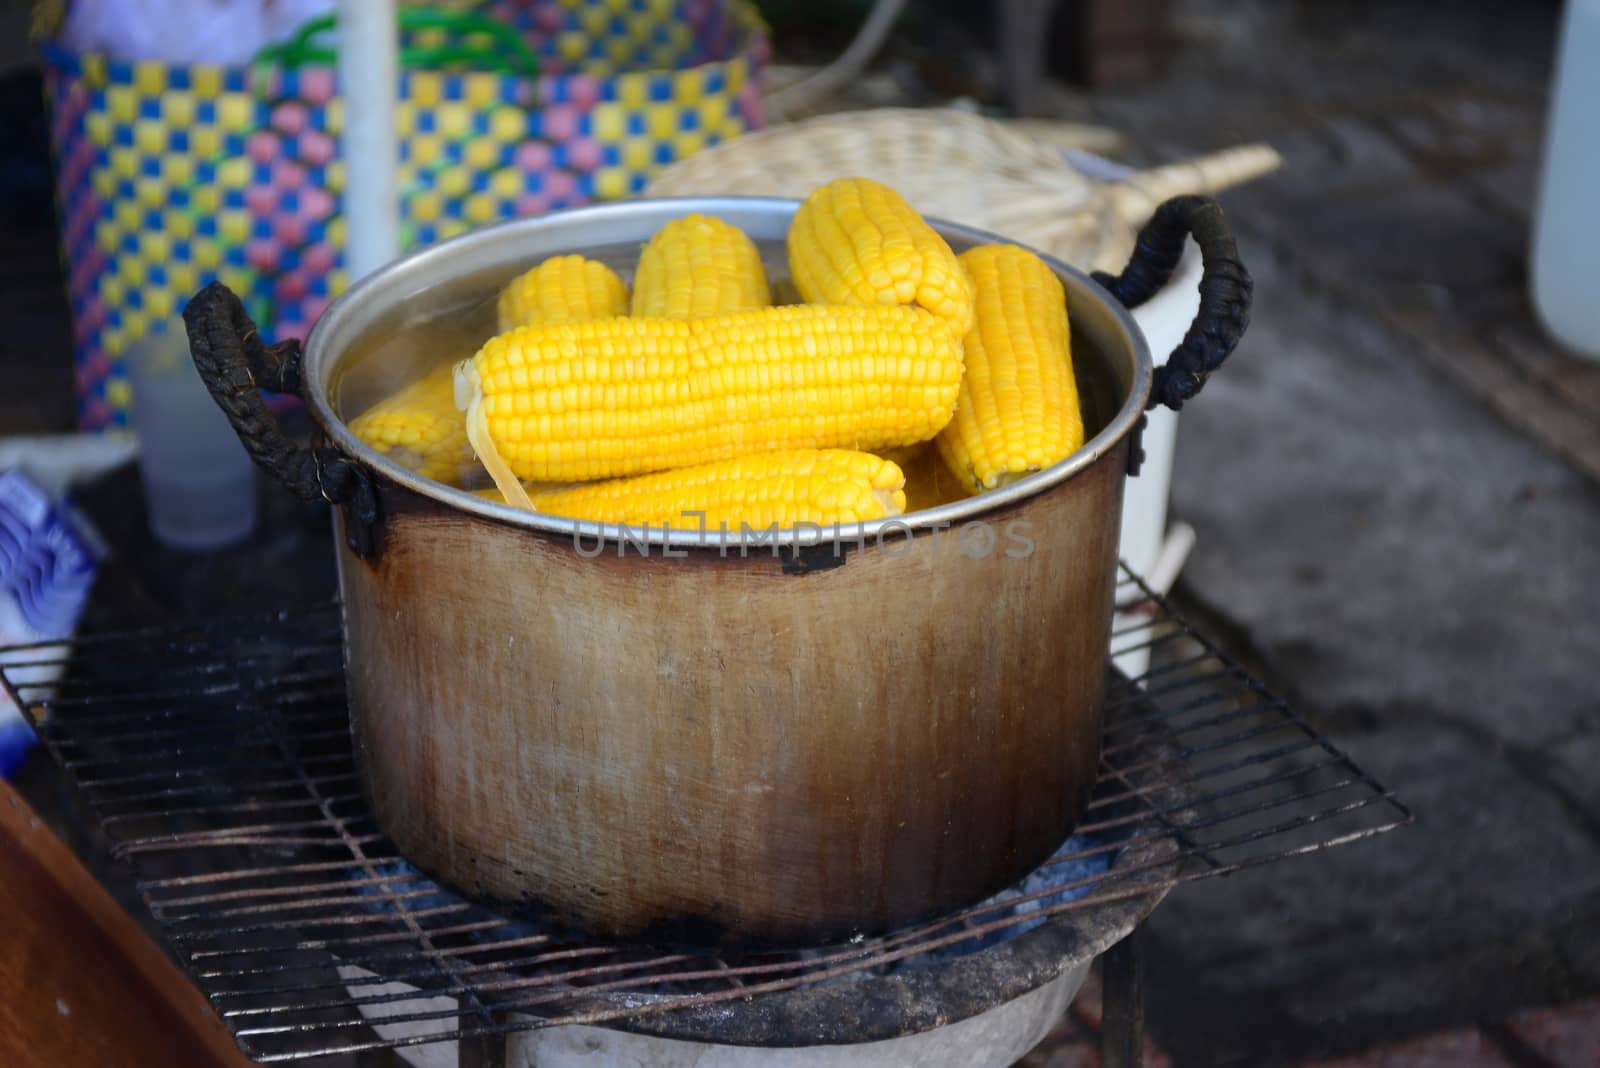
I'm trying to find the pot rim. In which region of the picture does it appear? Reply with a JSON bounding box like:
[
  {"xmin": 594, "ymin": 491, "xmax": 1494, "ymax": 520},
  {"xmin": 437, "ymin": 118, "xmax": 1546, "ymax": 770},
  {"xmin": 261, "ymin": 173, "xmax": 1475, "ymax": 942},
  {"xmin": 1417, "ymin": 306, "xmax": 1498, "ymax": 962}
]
[{"xmin": 303, "ymin": 196, "xmax": 1154, "ymax": 548}]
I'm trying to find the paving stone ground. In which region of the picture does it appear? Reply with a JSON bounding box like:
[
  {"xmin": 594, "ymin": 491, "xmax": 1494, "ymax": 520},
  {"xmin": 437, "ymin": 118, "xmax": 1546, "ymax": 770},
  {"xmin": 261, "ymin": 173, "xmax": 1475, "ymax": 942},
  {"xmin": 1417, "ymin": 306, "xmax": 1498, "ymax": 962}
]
[
  {"xmin": 1022, "ymin": 959, "xmax": 1600, "ymax": 1066},
  {"xmin": 1007, "ymin": 1, "xmax": 1600, "ymax": 1065}
]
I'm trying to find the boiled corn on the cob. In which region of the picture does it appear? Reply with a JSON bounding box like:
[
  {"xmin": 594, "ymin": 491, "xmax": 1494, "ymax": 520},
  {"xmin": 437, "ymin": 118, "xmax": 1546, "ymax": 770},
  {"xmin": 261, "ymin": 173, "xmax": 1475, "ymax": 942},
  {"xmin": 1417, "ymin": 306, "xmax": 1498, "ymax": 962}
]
[
  {"xmin": 787, "ymin": 177, "xmax": 975, "ymax": 336},
  {"xmin": 355, "ymin": 255, "xmax": 627, "ymax": 484},
  {"xmin": 497, "ymin": 254, "xmax": 628, "ymax": 333},
  {"xmin": 454, "ymin": 303, "xmax": 964, "ymax": 503},
  {"xmin": 475, "ymin": 449, "xmax": 906, "ymax": 527},
  {"xmin": 631, "ymin": 213, "xmax": 771, "ymax": 319},
  {"xmin": 349, "ymin": 363, "xmax": 476, "ymax": 483},
  {"xmin": 936, "ymin": 243, "xmax": 1084, "ymax": 493}
]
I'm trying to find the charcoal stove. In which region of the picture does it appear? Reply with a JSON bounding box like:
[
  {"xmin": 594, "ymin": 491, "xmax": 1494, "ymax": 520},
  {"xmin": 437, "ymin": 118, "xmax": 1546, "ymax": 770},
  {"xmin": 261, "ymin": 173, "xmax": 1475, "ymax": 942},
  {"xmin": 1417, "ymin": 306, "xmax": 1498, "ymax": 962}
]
[{"xmin": 0, "ymin": 567, "xmax": 1409, "ymax": 1066}]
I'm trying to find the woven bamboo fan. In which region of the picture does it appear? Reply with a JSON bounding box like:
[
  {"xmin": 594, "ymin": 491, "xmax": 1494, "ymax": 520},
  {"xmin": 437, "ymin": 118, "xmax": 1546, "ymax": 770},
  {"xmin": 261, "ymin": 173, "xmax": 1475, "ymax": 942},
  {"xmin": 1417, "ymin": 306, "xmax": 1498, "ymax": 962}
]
[{"xmin": 645, "ymin": 107, "xmax": 1280, "ymax": 272}]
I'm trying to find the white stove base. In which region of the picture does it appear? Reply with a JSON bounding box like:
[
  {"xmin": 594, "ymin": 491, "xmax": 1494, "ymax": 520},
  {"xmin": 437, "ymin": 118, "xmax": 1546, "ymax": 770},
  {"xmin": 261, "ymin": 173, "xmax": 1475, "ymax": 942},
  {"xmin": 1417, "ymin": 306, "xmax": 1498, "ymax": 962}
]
[{"xmin": 340, "ymin": 958, "xmax": 1090, "ymax": 1067}]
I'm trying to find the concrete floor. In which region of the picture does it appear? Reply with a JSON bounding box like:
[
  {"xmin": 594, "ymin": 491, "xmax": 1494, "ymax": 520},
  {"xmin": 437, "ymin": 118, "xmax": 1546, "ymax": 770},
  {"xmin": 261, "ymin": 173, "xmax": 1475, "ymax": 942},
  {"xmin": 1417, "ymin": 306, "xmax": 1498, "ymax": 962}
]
[{"xmin": 1042, "ymin": 2, "xmax": 1600, "ymax": 1064}]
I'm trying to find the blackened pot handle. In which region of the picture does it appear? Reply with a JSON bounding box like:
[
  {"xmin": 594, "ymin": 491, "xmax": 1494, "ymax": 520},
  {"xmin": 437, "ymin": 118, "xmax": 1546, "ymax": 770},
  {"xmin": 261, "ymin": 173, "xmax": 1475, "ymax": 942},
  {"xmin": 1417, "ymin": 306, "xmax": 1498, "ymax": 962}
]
[
  {"xmin": 183, "ymin": 281, "xmax": 381, "ymax": 557},
  {"xmin": 1091, "ymin": 195, "xmax": 1252, "ymax": 411}
]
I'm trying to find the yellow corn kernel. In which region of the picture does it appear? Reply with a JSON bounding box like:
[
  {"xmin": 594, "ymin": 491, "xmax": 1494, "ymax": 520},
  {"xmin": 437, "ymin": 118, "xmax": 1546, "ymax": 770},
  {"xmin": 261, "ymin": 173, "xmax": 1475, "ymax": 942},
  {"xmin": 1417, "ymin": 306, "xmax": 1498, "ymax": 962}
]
[
  {"xmin": 631, "ymin": 213, "xmax": 771, "ymax": 319},
  {"xmin": 936, "ymin": 243, "xmax": 1084, "ymax": 493},
  {"xmin": 787, "ymin": 177, "xmax": 975, "ymax": 336},
  {"xmin": 349, "ymin": 364, "xmax": 476, "ymax": 483},
  {"xmin": 496, "ymin": 254, "xmax": 628, "ymax": 333},
  {"xmin": 475, "ymin": 449, "xmax": 905, "ymax": 527},
  {"xmin": 454, "ymin": 303, "xmax": 964, "ymax": 501}
]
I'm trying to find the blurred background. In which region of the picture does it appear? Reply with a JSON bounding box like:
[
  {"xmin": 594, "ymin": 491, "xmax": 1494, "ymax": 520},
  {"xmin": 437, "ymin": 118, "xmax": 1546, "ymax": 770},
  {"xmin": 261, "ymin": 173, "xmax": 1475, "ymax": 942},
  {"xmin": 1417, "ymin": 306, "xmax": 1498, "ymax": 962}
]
[{"xmin": 0, "ymin": 2, "xmax": 1595, "ymax": 1066}]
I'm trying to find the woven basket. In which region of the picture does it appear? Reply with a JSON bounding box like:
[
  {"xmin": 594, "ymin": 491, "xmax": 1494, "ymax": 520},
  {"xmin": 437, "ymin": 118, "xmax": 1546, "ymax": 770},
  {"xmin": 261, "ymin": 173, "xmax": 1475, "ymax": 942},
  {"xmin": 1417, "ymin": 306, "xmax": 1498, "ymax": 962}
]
[
  {"xmin": 43, "ymin": 0, "xmax": 768, "ymax": 430},
  {"xmin": 645, "ymin": 107, "xmax": 1279, "ymax": 273}
]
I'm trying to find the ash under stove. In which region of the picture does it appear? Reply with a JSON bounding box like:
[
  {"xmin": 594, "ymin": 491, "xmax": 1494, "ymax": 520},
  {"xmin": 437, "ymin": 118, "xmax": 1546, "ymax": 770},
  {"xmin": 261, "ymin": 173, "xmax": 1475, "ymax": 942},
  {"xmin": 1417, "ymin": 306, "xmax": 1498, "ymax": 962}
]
[{"xmin": 0, "ymin": 567, "xmax": 1409, "ymax": 1066}]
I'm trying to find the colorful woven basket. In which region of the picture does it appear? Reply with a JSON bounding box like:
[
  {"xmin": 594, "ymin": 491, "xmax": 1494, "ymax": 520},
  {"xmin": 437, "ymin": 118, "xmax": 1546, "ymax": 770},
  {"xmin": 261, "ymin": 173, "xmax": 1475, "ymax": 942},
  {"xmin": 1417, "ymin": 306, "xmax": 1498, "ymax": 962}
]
[{"xmin": 42, "ymin": 0, "xmax": 769, "ymax": 430}]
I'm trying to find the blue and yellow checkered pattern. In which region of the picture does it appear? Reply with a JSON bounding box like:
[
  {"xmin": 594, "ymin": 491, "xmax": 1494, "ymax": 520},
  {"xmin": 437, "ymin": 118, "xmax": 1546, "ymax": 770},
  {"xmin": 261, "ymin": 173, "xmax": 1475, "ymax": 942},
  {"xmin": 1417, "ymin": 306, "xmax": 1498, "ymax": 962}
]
[{"xmin": 43, "ymin": 0, "xmax": 769, "ymax": 430}]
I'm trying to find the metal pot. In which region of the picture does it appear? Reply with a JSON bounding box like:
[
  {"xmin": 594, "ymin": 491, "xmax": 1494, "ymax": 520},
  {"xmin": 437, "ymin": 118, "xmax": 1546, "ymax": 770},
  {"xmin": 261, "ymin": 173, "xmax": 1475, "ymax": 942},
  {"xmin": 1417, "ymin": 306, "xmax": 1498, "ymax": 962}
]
[{"xmin": 183, "ymin": 194, "xmax": 1249, "ymax": 946}]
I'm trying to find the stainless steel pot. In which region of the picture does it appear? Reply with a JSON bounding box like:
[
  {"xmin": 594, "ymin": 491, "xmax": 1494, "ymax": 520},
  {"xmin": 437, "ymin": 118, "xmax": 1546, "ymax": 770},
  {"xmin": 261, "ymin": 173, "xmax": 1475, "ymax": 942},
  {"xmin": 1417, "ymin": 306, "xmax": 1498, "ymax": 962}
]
[{"xmin": 184, "ymin": 194, "xmax": 1249, "ymax": 945}]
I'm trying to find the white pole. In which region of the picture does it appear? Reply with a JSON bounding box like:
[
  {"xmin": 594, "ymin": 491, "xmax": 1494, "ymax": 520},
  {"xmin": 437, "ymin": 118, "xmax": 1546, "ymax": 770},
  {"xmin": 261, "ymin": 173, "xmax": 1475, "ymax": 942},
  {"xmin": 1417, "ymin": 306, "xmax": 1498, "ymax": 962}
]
[{"xmin": 336, "ymin": 0, "xmax": 400, "ymax": 280}]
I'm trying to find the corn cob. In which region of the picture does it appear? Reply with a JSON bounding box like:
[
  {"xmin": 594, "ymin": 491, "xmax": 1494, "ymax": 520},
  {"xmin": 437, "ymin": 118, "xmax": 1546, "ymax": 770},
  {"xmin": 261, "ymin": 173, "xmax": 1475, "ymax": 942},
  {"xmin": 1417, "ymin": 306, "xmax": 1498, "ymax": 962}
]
[
  {"xmin": 354, "ymin": 257, "xmax": 625, "ymax": 484},
  {"xmin": 473, "ymin": 449, "xmax": 906, "ymax": 527},
  {"xmin": 453, "ymin": 303, "xmax": 964, "ymax": 504},
  {"xmin": 935, "ymin": 243, "xmax": 1084, "ymax": 493},
  {"xmin": 631, "ymin": 213, "xmax": 771, "ymax": 319},
  {"xmin": 349, "ymin": 363, "xmax": 476, "ymax": 483},
  {"xmin": 497, "ymin": 254, "xmax": 628, "ymax": 333},
  {"xmin": 787, "ymin": 177, "xmax": 975, "ymax": 336}
]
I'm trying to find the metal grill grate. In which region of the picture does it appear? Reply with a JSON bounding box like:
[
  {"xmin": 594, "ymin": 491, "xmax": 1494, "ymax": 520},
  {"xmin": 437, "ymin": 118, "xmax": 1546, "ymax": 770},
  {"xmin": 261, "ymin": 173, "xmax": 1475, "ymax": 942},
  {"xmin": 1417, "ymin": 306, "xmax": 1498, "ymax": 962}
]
[{"xmin": 0, "ymin": 567, "xmax": 1409, "ymax": 1062}]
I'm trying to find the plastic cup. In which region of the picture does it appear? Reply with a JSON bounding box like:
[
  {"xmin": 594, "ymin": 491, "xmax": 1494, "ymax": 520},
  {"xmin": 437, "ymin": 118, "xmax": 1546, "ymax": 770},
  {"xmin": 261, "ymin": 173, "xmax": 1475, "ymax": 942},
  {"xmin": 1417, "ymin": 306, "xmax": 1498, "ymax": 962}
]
[
  {"xmin": 1532, "ymin": 0, "xmax": 1600, "ymax": 360},
  {"xmin": 122, "ymin": 321, "xmax": 259, "ymax": 550}
]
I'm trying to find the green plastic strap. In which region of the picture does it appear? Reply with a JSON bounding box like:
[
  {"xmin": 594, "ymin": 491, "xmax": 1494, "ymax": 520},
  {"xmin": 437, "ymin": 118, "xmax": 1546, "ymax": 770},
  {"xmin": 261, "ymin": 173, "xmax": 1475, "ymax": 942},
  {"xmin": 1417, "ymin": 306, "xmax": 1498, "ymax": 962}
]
[{"xmin": 254, "ymin": 7, "xmax": 540, "ymax": 78}]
